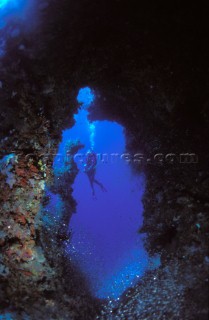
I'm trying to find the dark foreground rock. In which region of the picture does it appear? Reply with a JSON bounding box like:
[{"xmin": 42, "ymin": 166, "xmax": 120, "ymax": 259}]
[{"xmin": 0, "ymin": 0, "xmax": 208, "ymax": 319}]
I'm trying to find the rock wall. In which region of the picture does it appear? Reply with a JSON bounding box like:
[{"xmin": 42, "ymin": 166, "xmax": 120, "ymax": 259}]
[
  {"xmin": 0, "ymin": 132, "xmax": 98, "ymax": 319},
  {"xmin": 94, "ymin": 114, "xmax": 209, "ymax": 320},
  {"xmin": 0, "ymin": 0, "xmax": 208, "ymax": 319},
  {"xmin": 0, "ymin": 17, "xmax": 98, "ymax": 315}
]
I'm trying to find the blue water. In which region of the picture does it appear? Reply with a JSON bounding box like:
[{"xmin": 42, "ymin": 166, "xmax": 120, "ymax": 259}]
[
  {"xmin": 0, "ymin": 0, "xmax": 18, "ymax": 9},
  {"xmin": 68, "ymin": 121, "xmax": 148, "ymax": 299},
  {"xmin": 52, "ymin": 88, "xmax": 150, "ymax": 299},
  {"xmin": 0, "ymin": 0, "xmax": 30, "ymax": 27}
]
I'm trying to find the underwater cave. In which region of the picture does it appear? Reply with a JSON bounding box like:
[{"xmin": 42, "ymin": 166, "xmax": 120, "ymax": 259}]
[
  {"xmin": 0, "ymin": 1, "xmax": 209, "ymax": 320},
  {"xmin": 49, "ymin": 87, "xmax": 159, "ymax": 300}
]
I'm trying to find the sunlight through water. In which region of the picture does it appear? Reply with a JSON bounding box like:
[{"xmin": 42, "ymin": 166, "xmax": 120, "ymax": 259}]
[{"xmin": 0, "ymin": 0, "xmax": 34, "ymax": 30}]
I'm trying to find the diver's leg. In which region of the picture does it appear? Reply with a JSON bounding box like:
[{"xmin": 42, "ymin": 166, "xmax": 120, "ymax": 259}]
[
  {"xmin": 87, "ymin": 173, "xmax": 95, "ymax": 195},
  {"xmin": 94, "ymin": 178, "xmax": 107, "ymax": 192},
  {"xmin": 90, "ymin": 178, "xmax": 95, "ymax": 195},
  {"xmin": 91, "ymin": 181, "xmax": 95, "ymax": 195}
]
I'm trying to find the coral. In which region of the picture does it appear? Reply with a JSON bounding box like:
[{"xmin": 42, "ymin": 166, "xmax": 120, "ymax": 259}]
[
  {"xmin": 0, "ymin": 154, "xmax": 17, "ymax": 189},
  {"xmin": 0, "ymin": 1, "xmax": 208, "ymax": 318}
]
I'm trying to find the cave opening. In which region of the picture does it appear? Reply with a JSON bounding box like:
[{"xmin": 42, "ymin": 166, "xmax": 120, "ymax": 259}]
[
  {"xmin": 49, "ymin": 87, "xmax": 160, "ymax": 300},
  {"xmin": 0, "ymin": 0, "xmax": 208, "ymax": 318}
]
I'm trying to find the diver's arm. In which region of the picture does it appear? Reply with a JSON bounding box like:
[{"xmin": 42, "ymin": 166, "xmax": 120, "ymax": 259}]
[
  {"xmin": 84, "ymin": 163, "xmax": 96, "ymax": 172},
  {"xmin": 87, "ymin": 164, "xmax": 96, "ymax": 172}
]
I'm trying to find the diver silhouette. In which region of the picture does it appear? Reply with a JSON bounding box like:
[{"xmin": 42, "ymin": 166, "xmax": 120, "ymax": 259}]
[{"xmin": 84, "ymin": 149, "xmax": 107, "ymax": 196}]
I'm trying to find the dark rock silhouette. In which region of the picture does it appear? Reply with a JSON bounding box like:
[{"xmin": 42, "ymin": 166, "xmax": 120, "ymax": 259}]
[{"xmin": 0, "ymin": 0, "xmax": 208, "ymax": 319}]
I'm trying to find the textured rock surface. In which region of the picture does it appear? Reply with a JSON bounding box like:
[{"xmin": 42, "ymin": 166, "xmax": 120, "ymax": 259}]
[
  {"xmin": 0, "ymin": 0, "xmax": 208, "ymax": 319},
  {"xmin": 42, "ymin": 140, "xmax": 84, "ymax": 243}
]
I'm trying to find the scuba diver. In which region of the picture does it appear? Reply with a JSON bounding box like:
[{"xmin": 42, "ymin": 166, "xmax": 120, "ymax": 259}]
[{"xmin": 84, "ymin": 149, "xmax": 107, "ymax": 196}]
